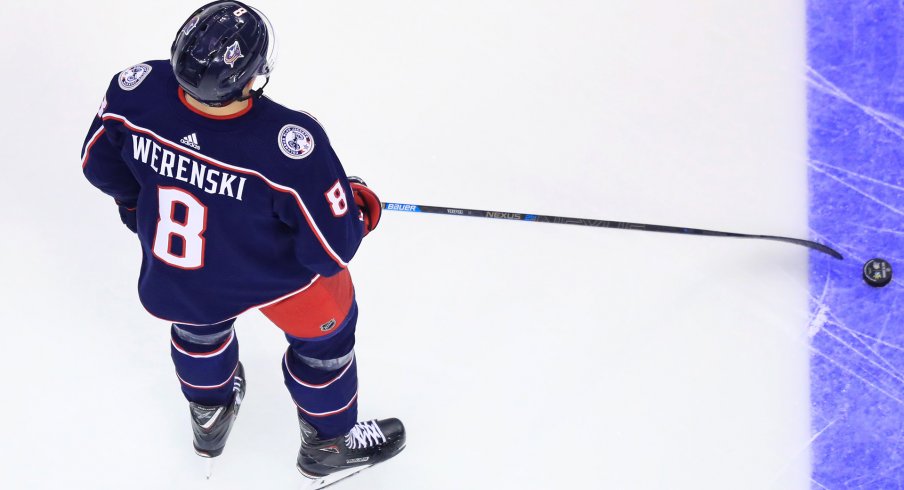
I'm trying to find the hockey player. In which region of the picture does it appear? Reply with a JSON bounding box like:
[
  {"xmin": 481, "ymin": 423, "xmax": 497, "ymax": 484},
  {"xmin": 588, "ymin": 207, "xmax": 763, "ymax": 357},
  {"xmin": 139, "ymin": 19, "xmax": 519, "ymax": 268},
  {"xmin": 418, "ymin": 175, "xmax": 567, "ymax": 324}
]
[{"xmin": 80, "ymin": 2, "xmax": 405, "ymax": 487}]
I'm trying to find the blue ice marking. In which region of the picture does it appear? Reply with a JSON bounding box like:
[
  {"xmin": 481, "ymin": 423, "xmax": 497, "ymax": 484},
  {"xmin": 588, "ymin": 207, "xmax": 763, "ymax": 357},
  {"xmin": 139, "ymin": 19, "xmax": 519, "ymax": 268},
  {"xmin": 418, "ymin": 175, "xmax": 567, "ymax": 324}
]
[{"xmin": 808, "ymin": 0, "xmax": 904, "ymax": 487}]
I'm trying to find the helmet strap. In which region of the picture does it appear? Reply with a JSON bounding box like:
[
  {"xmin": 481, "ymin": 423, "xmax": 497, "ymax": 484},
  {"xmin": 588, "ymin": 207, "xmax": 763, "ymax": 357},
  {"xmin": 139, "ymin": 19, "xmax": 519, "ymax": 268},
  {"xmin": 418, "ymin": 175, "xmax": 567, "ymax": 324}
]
[{"xmin": 242, "ymin": 76, "xmax": 270, "ymax": 101}]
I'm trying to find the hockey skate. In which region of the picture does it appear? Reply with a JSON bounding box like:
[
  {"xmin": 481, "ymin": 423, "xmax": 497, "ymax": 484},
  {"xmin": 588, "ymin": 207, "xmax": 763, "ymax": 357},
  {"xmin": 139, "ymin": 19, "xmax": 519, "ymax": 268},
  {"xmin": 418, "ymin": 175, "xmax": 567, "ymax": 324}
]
[
  {"xmin": 189, "ymin": 363, "xmax": 246, "ymax": 458},
  {"xmin": 296, "ymin": 414, "xmax": 406, "ymax": 489}
]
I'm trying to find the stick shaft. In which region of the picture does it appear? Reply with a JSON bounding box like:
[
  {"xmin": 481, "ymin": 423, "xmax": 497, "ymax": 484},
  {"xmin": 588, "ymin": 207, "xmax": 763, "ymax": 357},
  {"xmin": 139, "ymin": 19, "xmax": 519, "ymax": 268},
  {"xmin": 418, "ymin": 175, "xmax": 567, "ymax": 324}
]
[{"xmin": 382, "ymin": 202, "xmax": 843, "ymax": 260}]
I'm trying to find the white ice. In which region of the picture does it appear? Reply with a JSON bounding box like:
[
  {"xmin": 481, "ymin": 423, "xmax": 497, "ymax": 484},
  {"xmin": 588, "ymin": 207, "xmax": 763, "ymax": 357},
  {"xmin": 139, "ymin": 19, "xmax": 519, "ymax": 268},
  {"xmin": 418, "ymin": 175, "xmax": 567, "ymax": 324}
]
[{"xmin": 0, "ymin": 1, "xmax": 810, "ymax": 488}]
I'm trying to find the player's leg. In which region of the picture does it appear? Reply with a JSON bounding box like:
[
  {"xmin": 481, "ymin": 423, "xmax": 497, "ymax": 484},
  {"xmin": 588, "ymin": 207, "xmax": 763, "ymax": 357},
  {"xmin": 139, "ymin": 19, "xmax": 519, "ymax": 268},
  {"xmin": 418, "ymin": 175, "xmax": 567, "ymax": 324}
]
[
  {"xmin": 282, "ymin": 302, "xmax": 360, "ymax": 439},
  {"xmin": 261, "ymin": 269, "xmax": 360, "ymax": 436},
  {"xmin": 261, "ymin": 271, "xmax": 405, "ymax": 486},
  {"xmin": 170, "ymin": 319, "xmax": 246, "ymax": 457},
  {"xmin": 281, "ymin": 303, "xmax": 406, "ymax": 486},
  {"xmin": 171, "ymin": 319, "xmax": 239, "ymax": 405}
]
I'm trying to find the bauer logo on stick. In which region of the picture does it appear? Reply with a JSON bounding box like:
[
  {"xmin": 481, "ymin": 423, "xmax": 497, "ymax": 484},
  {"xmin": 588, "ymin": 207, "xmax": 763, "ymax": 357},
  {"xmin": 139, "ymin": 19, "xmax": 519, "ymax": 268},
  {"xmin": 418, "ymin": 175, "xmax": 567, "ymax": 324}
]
[
  {"xmin": 385, "ymin": 203, "xmax": 419, "ymax": 212},
  {"xmin": 278, "ymin": 125, "xmax": 315, "ymax": 160},
  {"xmin": 118, "ymin": 63, "xmax": 152, "ymax": 91}
]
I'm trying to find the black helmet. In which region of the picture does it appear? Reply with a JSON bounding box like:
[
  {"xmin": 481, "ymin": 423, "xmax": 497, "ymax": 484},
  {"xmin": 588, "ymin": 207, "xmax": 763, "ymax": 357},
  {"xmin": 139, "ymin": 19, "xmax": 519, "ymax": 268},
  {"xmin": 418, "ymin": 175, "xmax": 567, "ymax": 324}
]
[{"xmin": 171, "ymin": 1, "xmax": 277, "ymax": 106}]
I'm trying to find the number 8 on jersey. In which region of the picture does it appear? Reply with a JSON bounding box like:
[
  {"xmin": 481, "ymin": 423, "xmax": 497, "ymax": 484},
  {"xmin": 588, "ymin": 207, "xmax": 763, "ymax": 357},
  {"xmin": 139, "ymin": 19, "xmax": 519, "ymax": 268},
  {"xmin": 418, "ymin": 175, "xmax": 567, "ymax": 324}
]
[{"xmin": 153, "ymin": 186, "xmax": 208, "ymax": 269}]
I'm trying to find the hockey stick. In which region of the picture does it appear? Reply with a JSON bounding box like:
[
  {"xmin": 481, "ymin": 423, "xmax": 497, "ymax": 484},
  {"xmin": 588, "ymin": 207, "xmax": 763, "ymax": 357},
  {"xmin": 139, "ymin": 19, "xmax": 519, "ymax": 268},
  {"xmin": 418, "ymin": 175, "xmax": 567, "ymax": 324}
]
[{"xmin": 382, "ymin": 202, "xmax": 844, "ymax": 260}]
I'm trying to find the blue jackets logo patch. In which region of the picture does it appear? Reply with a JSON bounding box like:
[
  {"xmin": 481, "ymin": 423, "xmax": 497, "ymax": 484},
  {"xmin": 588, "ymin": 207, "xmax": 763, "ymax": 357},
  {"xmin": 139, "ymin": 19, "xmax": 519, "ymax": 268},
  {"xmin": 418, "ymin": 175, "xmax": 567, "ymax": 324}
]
[
  {"xmin": 224, "ymin": 41, "xmax": 244, "ymax": 68},
  {"xmin": 278, "ymin": 125, "xmax": 315, "ymax": 160},
  {"xmin": 118, "ymin": 63, "xmax": 153, "ymax": 91}
]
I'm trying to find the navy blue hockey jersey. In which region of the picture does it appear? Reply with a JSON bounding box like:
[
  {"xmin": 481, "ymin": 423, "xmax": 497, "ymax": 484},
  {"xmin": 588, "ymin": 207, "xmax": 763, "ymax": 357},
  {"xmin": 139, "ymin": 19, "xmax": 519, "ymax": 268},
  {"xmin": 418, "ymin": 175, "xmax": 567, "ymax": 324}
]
[{"xmin": 82, "ymin": 60, "xmax": 365, "ymax": 325}]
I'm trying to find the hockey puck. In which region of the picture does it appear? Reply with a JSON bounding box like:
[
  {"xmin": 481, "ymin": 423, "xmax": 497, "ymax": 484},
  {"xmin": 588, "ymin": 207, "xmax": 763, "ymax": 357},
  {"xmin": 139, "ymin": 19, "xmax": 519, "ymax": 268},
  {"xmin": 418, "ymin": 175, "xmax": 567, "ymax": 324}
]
[{"xmin": 863, "ymin": 258, "xmax": 893, "ymax": 288}]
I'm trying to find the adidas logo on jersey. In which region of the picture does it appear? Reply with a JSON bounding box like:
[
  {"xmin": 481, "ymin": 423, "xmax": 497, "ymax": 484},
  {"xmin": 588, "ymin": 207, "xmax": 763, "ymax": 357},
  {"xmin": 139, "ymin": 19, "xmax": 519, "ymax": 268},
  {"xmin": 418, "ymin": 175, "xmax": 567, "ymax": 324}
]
[{"xmin": 180, "ymin": 133, "xmax": 200, "ymax": 150}]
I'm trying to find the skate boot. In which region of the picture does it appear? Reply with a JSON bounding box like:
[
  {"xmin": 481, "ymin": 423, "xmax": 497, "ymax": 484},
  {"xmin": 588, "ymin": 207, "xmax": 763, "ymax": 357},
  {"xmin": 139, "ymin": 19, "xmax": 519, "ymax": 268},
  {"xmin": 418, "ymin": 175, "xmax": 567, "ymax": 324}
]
[
  {"xmin": 189, "ymin": 363, "xmax": 246, "ymax": 458},
  {"xmin": 296, "ymin": 413, "xmax": 406, "ymax": 489}
]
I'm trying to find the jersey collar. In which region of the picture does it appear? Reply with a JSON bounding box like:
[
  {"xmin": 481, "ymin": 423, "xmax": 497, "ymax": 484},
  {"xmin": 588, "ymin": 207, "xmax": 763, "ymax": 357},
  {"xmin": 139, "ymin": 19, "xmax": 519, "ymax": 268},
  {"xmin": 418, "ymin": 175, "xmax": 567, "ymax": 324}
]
[{"xmin": 177, "ymin": 87, "xmax": 254, "ymax": 120}]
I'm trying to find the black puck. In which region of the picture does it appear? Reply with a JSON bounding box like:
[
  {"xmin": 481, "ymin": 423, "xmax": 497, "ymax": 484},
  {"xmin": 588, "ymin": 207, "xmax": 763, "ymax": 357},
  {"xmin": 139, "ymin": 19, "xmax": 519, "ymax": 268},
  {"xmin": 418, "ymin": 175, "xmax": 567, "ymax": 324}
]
[{"xmin": 863, "ymin": 258, "xmax": 893, "ymax": 287}]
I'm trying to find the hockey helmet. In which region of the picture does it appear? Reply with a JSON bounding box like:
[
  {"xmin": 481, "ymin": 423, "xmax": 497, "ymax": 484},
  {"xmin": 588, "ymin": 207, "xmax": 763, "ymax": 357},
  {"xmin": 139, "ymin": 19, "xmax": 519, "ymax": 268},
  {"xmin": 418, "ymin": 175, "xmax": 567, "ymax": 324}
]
[{"xmin": 171, "ymin": 1, "xmax": 278, "ymax": 106}]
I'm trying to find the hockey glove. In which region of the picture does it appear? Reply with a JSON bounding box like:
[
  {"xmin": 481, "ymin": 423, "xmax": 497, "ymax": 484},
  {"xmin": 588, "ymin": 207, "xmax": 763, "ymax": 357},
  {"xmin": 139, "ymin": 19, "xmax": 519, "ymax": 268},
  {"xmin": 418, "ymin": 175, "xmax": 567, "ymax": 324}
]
[
  {"xmin": 116, "ymin": 201, "xmax": 137, "ymax": 233},
  {"xmin": 347, "ymin": 176, "xmax": 382, "ymax": 235}
]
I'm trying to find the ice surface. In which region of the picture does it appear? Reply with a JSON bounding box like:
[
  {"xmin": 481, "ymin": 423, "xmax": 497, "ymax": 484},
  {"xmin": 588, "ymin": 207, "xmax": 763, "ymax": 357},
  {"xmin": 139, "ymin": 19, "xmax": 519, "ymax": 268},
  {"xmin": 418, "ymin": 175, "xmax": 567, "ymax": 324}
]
[
  {"xmin": 808, "ymin": 1, "xmax": 904, "ymax": 488},
  {"xmin": 0, "ymin": 1, "xmax": 812, "ymax": 488}
]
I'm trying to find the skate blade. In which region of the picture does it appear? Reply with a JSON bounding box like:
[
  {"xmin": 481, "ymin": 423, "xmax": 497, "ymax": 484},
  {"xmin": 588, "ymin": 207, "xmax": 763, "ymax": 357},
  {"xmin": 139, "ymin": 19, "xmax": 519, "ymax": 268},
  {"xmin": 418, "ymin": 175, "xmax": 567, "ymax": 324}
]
[
  {"xmin": 194, "ymin": 451, "xmax": 217, "ymax": 479},
  {"xmin": 298, "ymin": 465, "xmax": 372, "ymax": 489}
]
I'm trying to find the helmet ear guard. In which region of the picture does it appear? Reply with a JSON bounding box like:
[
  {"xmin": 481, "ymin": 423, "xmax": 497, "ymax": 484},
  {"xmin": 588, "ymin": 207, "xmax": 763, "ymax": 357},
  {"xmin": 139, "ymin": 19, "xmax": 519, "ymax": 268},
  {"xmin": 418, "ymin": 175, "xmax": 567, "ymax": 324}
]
[{"xmin": 170, "ymin": 1, "xmax": 277, "ymax": 106}]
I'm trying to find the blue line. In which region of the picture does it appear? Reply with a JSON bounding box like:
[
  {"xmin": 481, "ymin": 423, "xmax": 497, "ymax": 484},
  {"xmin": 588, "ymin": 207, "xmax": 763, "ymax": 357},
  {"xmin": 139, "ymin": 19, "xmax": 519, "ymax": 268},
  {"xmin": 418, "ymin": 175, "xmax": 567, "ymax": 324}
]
[{"xmin": 809, "ymin": 0, "xmax": 904, "ymax": 487}]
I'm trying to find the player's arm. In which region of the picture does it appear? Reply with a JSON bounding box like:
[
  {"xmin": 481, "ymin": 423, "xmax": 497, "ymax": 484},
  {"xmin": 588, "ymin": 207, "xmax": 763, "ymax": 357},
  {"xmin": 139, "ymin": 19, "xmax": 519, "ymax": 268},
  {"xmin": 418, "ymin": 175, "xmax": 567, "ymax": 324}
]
[
  {"xmin": 273, "ymin": 144, "xmax": 368, "ymax": 277},
  {"xmin": 81, "ymin": 94, "xmax": 141, "ymax": 232},
  {"xmin": 82, "ymin": 115, "xmax": 141, "ymax": 232}
]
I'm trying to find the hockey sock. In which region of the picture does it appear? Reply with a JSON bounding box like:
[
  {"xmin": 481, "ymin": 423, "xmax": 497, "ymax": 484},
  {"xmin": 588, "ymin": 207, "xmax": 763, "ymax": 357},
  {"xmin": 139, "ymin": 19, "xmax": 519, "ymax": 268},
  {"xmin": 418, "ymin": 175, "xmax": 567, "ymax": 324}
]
[
  {"xmin": 171, "ymin": 319, "xmax": 239, "ymax": 406},
  {"xmin": 283, "ymin": 304, "xmax": 359, "ymax": 440}
]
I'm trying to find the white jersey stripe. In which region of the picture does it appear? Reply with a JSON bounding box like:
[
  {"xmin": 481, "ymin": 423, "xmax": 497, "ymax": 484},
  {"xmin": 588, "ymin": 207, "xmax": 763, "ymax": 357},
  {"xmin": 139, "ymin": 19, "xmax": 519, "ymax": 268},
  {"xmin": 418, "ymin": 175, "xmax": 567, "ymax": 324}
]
[
  {"xmin": 81, "ymin": 126, "xmax": 106, "ymax": 164},
  {"xmin": 171, "ymin": 331, "xmax": 236, "ymax": 359},
  {"xmin": 177, "ymin": 363, "xmax": 240, "ymax": 390},
  {"xmin": 294, "ymin": 390, "xmax": 359, "ymax": 418},
  {"xmin": 284, "ymin": 351, "xmax": 355, "ymax": 389},
  {"xmin": 101, "ymin": 112, "xmax": 348, "ymax": 268}
]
